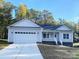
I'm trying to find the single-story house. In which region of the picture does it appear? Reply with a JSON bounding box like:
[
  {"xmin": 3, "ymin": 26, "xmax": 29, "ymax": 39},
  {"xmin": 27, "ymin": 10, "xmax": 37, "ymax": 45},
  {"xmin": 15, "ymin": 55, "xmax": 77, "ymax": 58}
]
[{"xmin": 7, "ymin": 19, "xmax": 73, "ymax": 46}]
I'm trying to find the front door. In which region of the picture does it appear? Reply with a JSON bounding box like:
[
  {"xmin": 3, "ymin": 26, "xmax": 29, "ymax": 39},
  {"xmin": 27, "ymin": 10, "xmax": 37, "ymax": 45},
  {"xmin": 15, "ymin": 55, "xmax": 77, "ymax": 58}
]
[{"xmin": 54, "ymin": 32, "xmax": 60, "ymax": 45}]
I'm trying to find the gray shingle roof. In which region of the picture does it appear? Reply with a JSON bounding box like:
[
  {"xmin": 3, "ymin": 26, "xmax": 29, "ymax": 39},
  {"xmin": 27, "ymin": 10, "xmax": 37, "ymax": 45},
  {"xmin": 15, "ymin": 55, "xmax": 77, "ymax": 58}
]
[{"xmin": 39, "ymin": 24, "xmax": 62, "ymax": 30}]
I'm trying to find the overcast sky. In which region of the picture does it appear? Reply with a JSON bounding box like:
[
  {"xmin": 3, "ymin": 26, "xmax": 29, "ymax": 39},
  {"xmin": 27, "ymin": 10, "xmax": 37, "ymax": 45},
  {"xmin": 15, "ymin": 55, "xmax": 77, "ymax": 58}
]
[{"xmin": 6, "ymin": 0, "xmax": 79, "ymax": 23}]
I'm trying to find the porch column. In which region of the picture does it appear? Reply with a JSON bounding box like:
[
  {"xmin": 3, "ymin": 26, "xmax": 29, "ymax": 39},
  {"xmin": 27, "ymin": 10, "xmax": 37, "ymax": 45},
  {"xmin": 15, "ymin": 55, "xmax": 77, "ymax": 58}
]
[
  {"xmin": 53, "ymin": 32, "xmax": 58, "ymax": 44},
  {"xmin": 40, "ymin": 28, "xmax": 43, "ymax": 42},
  {"xmin": 59, "ymin": 32, "xmax": 63, "ymax": 45}
]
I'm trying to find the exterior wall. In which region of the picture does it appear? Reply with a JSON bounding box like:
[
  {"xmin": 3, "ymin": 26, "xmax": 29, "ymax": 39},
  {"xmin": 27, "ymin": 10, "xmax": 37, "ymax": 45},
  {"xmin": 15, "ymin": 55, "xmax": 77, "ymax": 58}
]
[
  {"xmin": 37, "ymin": 28, "xmax": 43, "ymax": 42},
  {"xmin": 58, "ymin": 31, "xmax": 73, "ymax": 46},
  {"xmin": 8, "ymin": 27, "xmax": 14, "ymax": 43},
  {"xmin": 56, "ymin": 26, "xmax": 73, "ymax": 46},
  {"xmin": 59, "ymin": 31, "xmax": 73, "ymax": 42}
]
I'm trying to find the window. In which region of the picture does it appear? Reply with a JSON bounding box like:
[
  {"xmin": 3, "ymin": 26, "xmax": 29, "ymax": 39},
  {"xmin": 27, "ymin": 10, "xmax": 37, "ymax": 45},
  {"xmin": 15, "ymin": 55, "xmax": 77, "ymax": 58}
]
[
  {"xmin": 47, "ymin": 33, "xmax": 49, "ymax": 38},
  {"xmin": 18, "ymin": 32, "xmax": 20, "ymax": 34},
  {"xmin": 28, "ymin": 32, "xmax": 36, "ymax": 34},
  {"xmin": 25, "ymin": 32, "xmax": 28, "ymax": 34},
  {"xmin": 63, "ymin": 34, "xmax": 69, "ymax": 39},
  {"xmin": 23, "ymin": 32, "xmax": 26, "ymax": 34},
  {"xmin": 43, "ymin": 33, "xmax": 49, "ymax": 38},
  {"xmin": 33, "ymin": 32, "xmax": 36, "ymax": 34},
  {"xmin": 15, "ymin": 32, "xmax": 36, "ymax": 34},
  {"xmin": 15, "ymin": 32, "xmax": 17, "ymax": 34},
  {"xmin": 43, "ymin": 33, "xmax": 46, "ymax": 38}
]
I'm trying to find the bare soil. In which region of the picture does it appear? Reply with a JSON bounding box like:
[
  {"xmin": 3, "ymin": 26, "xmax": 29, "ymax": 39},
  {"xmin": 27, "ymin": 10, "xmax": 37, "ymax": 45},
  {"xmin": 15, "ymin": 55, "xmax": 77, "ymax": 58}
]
[{"xmin": 38, "ymin": 44, "xmax": 79, "ymax": 59}]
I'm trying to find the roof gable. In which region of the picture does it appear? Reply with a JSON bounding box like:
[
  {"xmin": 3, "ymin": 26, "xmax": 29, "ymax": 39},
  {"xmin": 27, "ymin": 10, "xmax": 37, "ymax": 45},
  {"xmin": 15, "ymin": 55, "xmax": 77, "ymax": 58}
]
[
  {"xmin": 56, "ymin": 25, "xmax": 72, "ymax": 30},
  {"xmin": 9, "ymin": 19, "xmax": 40, "ymax": 27}
]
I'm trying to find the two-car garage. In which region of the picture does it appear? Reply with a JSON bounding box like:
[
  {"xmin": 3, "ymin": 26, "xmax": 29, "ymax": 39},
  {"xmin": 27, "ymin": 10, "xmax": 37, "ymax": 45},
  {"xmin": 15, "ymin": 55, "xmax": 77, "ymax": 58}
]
[{"xmin": 8, "ymin": 19, "xmax": 42, "ymax": 44}]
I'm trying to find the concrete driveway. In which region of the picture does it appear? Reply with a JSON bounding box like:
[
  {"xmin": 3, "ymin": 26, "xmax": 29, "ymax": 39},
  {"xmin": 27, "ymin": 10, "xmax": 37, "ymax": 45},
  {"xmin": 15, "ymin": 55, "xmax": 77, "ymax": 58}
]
[{"xmin": 0, "ymin": 44, "xmax": 43, "ymax": 59}]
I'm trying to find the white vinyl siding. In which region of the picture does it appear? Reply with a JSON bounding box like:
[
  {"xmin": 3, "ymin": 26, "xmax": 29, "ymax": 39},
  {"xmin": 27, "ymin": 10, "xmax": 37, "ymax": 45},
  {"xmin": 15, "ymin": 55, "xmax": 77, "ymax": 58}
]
[{"xmin": 59, "ymin": 31, "xmax": 73, "ymax": 42}]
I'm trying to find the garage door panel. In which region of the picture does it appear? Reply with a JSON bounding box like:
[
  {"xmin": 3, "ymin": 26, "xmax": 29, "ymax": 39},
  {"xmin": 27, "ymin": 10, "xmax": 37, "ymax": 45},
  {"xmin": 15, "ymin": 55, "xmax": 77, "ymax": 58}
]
[{"xmin": 14, "ymin": 31, "xmax": 37, "ymax": 44}]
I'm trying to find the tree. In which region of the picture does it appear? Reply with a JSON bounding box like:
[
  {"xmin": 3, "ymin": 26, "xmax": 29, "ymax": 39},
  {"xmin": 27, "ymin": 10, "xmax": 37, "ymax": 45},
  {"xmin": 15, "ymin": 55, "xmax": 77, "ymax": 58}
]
[
  {"xmin": 29, "ymin": 9, "xmax": 42, "ymax": 22},
  {"xmin": 36, "ymin": 10, "xmax": 56, "ymax": 25},
  {"xmin": 16, "ymin": 4, "xmax": 29, "ymax": 20},
  {"xmin": 58, "ymin": 18, "xmax": 76, "ymax": 30},
  {"xmin": 0, "ymin": 1, "xmax": 15, "ymax": 39},
  {"xmin": 0, "ymin": 0, "xmax": 3, "ymax": 3},
  {"xmin": 36, "ymin": 10, "xmax": 55, "ymax": 24}
]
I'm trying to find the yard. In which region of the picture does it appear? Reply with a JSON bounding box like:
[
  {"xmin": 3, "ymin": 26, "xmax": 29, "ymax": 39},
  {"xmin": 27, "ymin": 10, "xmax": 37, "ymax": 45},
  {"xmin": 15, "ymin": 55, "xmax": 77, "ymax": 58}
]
[
  {"xmin": 0, "ymin": 40, "xmax": 79, "ymax": 59},
  {"xmin": 38, "ymin": 44, "xmax": 79, "ymax": 59},
  {"xmin": 0, "ymin": 40, "xmax": 9, "ymax": 50}
]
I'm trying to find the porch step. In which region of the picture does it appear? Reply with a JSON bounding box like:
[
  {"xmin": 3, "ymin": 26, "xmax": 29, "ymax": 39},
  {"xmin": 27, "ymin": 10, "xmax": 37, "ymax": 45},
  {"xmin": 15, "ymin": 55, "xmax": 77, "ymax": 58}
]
[{"xmin": 57, "ymin": 41, "xmax": 62, "ymax": 45}]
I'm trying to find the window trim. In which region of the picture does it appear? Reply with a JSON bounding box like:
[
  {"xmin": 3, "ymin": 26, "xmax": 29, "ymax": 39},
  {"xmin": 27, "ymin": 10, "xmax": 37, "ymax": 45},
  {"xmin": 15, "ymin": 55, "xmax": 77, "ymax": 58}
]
[
  {"xmin": 63, "ymin": 34, "xmax": 69, "ymax": 39},
  {"xmin": 43, "ymin": 33, "xmax": 49, "ymax": 38}
]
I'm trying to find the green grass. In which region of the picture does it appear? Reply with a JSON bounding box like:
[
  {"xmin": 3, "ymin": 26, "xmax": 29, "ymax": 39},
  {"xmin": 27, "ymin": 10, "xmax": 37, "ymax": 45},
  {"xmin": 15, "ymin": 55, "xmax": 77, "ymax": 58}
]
[
  {"xmin": 74, "ymin": 54, "xmax": 79, "ymax": 59},
  {"xmin": 73, "ymin": 50, "xmax": 79, "ymax": 59}
]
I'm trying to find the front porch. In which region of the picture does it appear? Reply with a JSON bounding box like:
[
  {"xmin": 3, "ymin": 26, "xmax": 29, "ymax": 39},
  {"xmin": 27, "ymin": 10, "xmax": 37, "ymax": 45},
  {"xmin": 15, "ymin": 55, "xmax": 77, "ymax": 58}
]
[
  {"xmin": 42, "ymin": 32, "xmax": 63, "ymax": 45},
  {"xmin": 41, "ymin": 32, "xmax": 73, "ymax": 47}
]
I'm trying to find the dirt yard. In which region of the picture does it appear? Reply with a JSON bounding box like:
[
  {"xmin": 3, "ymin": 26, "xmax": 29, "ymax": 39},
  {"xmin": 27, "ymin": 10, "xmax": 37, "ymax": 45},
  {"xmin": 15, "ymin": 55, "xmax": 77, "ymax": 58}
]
[
  {"xmin": 0, "ymin": 40, "xmax": 9, "ymax": 50},
  {"xmin": 38, "ymin": 44, "xmax": 79, "ymax": 59}
]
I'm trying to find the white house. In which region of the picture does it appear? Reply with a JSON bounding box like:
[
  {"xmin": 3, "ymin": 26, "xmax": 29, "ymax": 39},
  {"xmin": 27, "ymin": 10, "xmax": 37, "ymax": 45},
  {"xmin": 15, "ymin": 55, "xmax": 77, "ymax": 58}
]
[{"xmin": 8, "ymin": 19, "xmax": 73, "ymax": 46}]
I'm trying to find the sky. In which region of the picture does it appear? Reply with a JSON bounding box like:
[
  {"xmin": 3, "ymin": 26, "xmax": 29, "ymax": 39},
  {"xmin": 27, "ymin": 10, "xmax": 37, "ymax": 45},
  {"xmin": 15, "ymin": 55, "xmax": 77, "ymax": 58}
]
[{"xmin": 6, "ymin": 0, "xmax": 79, "ymax": 23}]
